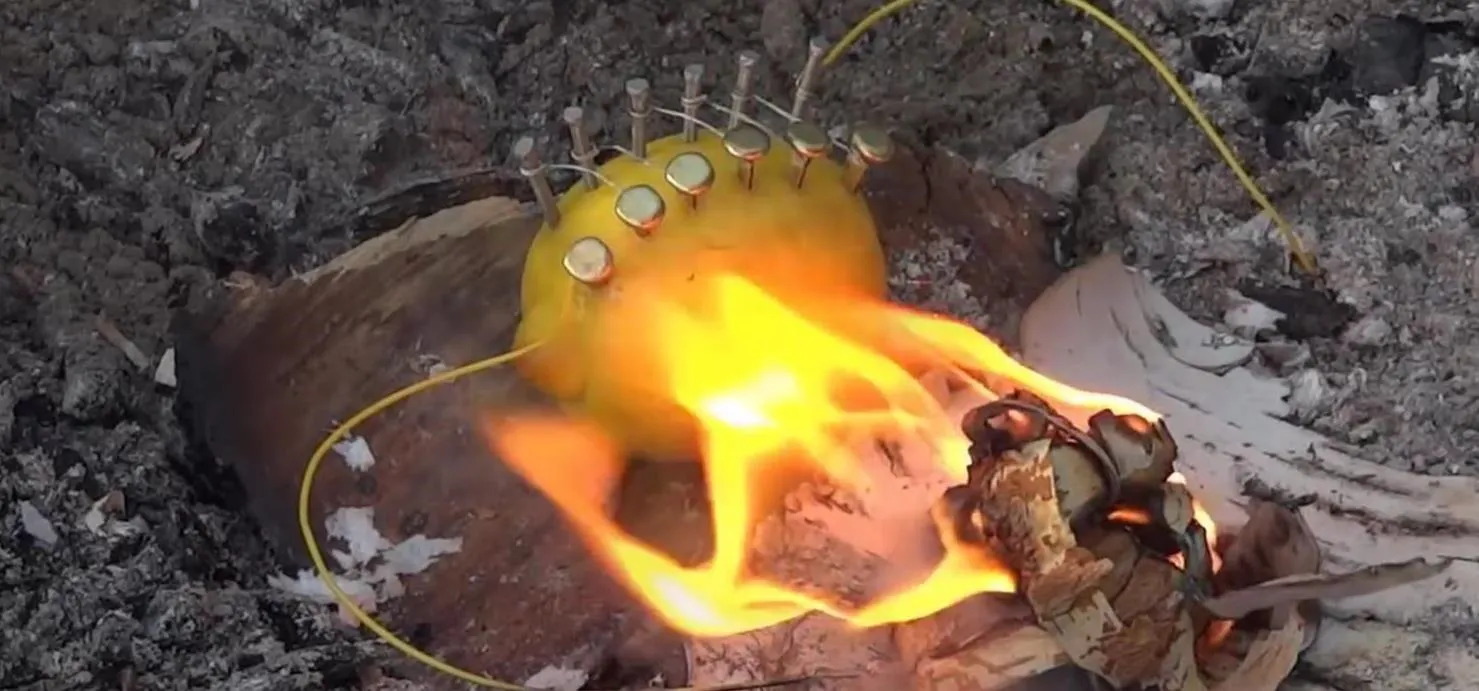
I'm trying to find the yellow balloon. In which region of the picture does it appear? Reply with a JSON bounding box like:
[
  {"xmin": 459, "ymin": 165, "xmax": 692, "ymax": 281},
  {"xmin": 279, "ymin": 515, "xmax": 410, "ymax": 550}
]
[{"xmin": 513, "ymin": 128, "xmax": 888, "ymax": 460}]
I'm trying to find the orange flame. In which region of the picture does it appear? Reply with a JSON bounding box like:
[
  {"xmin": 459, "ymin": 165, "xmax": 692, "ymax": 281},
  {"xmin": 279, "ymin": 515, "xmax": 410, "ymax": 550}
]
[{"xmin": 483, "ymin": 272, "xmax": 1179, "ymax": 638}]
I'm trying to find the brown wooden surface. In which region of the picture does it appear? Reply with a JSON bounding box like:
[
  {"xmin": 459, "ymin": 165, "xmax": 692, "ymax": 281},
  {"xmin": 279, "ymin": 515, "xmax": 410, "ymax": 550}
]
[
  {"xmin": 868, "ymin": 141, "xmax": 1064, "ymax": 345},
  {"xmin": 174, "ymin": 197, "xmax": 675, "ymax": 688},
  {"xmin": 173, "ymin": 142, "xmax": 1067, "ymax": 690}
]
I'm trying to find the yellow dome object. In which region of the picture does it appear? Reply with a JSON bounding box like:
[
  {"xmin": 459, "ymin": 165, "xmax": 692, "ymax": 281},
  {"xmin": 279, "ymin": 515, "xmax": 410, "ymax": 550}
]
[{"xmin": 511, "ymin": 56, "xmax": 892, "ymax": 460}]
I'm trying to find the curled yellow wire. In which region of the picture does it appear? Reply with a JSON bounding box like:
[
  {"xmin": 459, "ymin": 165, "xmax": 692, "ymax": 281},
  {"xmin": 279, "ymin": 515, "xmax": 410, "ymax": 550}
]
[
  {"xmin": 297, "ymin": 338, "xmax": 550, "ymax": 690},
  {"xmin": 301, "ymin": 1, "xmax": 1319, "ymax": 686},
  {"xmin": 297, "ymin": 289, "xmax": 827, "ymax": 690},
  {"xmin": 823, "ymin": 0, "xmax": 1319, "ymax": 275}
]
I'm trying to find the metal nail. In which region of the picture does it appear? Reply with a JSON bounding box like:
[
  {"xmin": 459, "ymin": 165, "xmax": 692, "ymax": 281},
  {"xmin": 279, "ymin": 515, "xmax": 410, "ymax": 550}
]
[
  {"xmin": 562, "ymin": 106, "xmax": 599, "ymax": 189},
  {"xmin": 723, "ymin": 124, "xmax": 771, "ymax": 190},
  {"xmin": 514, "ymin": 136, "xmax": 560, "ymax": 227},
  {"xmin": 664, "ymin": 152, "xmax": 715, "ymax": 210},
  {"xmin": 627, "ymin": 78, "xmax": 652, "ymax": 159},
  {"xmin": 843, "ymin": 123, "xmax": 895, "ymax": 192},
  {"xmin": 681, "ymin": 64, "xmax": 705, "ymax": 143},
  {"xmin": 727, "ymin": 51, "xmax": 759, "ymax": 130},
  {"xmin": 790, "ymin": 37, "xmax": 828, "ymax": 119},
  {"xmin": 786, "ymin": 120, "xmax": 828, "ymax": 189},
  {"xmin": 615, "ymin": 184, "xmax": 666, "ymax": 237},
  {"xmin": 563, "ymin": 237, "xmax": 615, "ymax": 286}
]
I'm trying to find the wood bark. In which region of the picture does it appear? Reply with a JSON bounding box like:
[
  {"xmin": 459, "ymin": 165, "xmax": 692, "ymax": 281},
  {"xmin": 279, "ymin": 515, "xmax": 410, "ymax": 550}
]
[
  {"xmin": 173, "ymin": 196, "xmax": 679, "ymax": 689},
  {"xmin": 1020, "ymin": 255, "xmax": 1479, "ymax": 691},
  {"xmin": 174, "ymin": 141, "xmax": 1070, "ymax": 690}
]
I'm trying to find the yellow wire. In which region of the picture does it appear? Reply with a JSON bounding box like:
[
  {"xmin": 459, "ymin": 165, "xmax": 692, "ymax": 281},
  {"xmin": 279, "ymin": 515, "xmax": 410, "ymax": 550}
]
[
  {"xmin": 300, "ymin": 1, "xmax": 1321, "ymax": 685},
  {"xmin": 822, "ymin": 0, "xmax": 1319, "ymax": 275},
  {"xmin": 297, "ymin": 292, "xmax": 820, "ymax": 690},
  {"xmin": 298, "ymin": 338, "xmax": 550, "ymax": 690}
]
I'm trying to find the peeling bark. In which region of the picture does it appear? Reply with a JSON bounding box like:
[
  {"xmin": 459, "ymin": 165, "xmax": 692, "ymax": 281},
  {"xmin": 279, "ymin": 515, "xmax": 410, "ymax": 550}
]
[{"xmin": 1021, "ymin": 255, "xmax": 1479, "ymax": 691}]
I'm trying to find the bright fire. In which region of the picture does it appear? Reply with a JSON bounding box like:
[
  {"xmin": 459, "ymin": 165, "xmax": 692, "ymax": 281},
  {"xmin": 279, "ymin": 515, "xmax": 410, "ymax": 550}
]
[{"xmin": 483, "ymin": 272, "xmax": 1189, "ymax": 638}]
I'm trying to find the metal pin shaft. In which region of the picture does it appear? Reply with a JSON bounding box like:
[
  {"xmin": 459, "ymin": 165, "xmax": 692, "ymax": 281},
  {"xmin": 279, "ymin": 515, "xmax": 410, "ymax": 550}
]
[
  {"xmin": 790, "ymin": 38, "xmax": 828, "ymax": 119},
  {"xmin": 681, "ymin": 64, "xmax": 704, "ymax": 143},
  {"xmin": 627, "ymin": 78, "xmax": 652, "ymax": 160},
  {"xmin": 514, "ymin": 136, "xmax": 560, "ymax": 227},
  {"xmin": 726, "ymin": 51, "xmax": 759, "ymax": 130},
  {"xmin": 786, "ymin": 121, "xmax": 828, "ymax": 189},
  {"xmin": 562, "ymin": 106, "xmax": 599, "ymax": 189}
]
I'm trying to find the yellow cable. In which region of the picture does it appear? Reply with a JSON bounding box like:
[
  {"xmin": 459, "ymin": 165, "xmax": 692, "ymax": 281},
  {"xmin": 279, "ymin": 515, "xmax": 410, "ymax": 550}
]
[
  {"xmin": 298, "ymin": 338, "xmax": 550, "ymax": 690},
  {"xmin": 822, "ymin": 0, "xmax": 1319, "ymax": 275},
  {"xmin": 301, "ymin": 2, "xmax": 1320, "ymax": 684},
  {"xmin": 297, "ymin": 291, "xmax": 819, "ymax": 690}
]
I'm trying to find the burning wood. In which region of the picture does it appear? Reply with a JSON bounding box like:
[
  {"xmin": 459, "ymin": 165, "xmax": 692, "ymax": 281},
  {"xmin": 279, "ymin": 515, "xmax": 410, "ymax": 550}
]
[
  {"xmin": 481, "ymin": 268, "xmax": 1455, "ymax": 690},
  {"xmin": 940, "ymin": 391, "xmax": 1455, "ymax": 691}
]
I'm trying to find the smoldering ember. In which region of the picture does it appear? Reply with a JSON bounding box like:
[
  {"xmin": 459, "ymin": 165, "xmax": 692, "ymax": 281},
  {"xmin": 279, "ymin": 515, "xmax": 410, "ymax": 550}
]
[{"xmin": 11, "ymin": 2, "xmax": 1479, "ymax": 691}]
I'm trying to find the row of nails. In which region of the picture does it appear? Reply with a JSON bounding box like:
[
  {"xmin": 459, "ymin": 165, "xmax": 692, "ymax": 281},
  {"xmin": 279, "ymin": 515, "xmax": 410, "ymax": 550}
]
[{"xmin": 515, "ymin": 38, "xmax": 895, "ymax": 234}]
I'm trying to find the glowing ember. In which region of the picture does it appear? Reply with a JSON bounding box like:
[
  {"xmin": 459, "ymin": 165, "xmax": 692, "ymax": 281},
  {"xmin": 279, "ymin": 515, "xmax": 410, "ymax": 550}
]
[{"xmin": 482, "ymin": 272, "xmax": 1180, "ymax": 638}]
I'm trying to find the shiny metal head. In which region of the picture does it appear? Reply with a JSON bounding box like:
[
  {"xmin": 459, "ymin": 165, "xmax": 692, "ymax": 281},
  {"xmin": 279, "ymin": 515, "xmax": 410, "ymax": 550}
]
[
  {"xmin": 723, "ymin": 125, "xmax": 771, "ymax": 162},
  {"xmin": 665, "ymin": 152, "xmax": 715, "ymax": 209},
  {"xmin": 843, "ymin": 123, "xmax": 895, "ymax": 192},
  {"xmin": 786, "ymin": 120, "xmax": 828, "ymax": 188},
  {"xmin": 849, "ymin": 122, "xmax": 896, "ymax": 164},
  {"xmin": 563, "ymin": 237, "xmax": 615, "ymax": 286},
  {"xmin": 723, "ymin": 124, "xmax": 770, "ymax": 189},
  {"xmin": 615, "ymin": 184, "xmax": 666, "ymax": 236},
  {"xmin": 786, "ymin": 121, "xmax": 828, "ymax": 159}
]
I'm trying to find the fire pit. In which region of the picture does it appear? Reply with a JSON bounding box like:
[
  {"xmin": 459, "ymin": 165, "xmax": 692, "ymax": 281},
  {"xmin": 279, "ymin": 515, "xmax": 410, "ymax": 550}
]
[{"xmin": 482, "ymin": 270, "xmax": 1452, "ymax": 691}]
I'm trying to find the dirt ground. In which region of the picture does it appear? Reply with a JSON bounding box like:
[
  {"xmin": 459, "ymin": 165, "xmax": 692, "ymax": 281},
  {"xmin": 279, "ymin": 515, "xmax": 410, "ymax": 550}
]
[{"xmin": 4, "ymin": 0, "xmax": 1479, "ymax": 688}]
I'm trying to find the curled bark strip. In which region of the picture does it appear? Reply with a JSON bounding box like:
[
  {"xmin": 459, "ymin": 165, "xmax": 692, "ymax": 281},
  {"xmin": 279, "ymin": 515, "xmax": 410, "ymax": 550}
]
[
  {"xmin": 1087, "ymin": 410, "xmax": 1175, "ymax": 492},
  {"xmin": 978, "ymin": 439, "xmax": 1078, "ymax": 579},
  {"xmin": 1214, "ymin": 501, "xmax": 1322, "ymax": 593},
  {"xmin": 1200, "ymin": 558, "xmax": 1455, "ymax": 621},
  {"xmin": 966, "ymin": 398, "xmax": 1122, "ymax": 508}
]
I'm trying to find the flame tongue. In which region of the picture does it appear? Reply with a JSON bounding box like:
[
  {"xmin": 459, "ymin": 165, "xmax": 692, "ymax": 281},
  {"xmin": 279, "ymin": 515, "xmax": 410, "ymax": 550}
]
[{"xmin": 483, "ymin": 272, "xmax": 1159, "ymax": 638}]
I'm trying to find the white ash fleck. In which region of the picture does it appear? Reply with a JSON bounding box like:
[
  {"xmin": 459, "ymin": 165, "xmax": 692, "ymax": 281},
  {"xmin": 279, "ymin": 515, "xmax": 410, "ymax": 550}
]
[
  {"xmin": 153, "ymin": 347, "xmax": 176, "ymax": 387},
  {"xmin": 18, "ymin": 500, "xmax": 59, "ymax": 547},
  {"xmin": 1285, "ymin": 369, "xmax": 1333, "ymax": 423},
  {"xmin": 270, "ymin": 506, "xmax": 463, "ymax": 625},
  {"xmin": 375, "ymin": 533, "xmax": 464, "ymax": 575},
  {"xmin": 522, "ymin": 665, "xmax": 590, "ymax": 691},
  {"xmin": 331, "ymin": 434, "xmax": 376, "ymax": 472},
  {"xmin": 81, "ymin": 491, "xmax": 145, "ymax": 538},
  {"xmin": 325, "ymin": 506, "xmax": 391, "ymax": 568}
]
